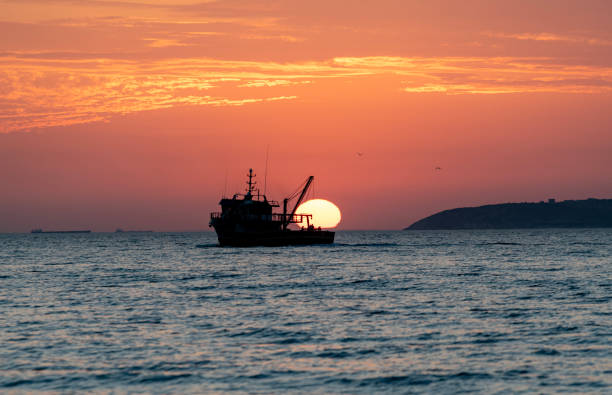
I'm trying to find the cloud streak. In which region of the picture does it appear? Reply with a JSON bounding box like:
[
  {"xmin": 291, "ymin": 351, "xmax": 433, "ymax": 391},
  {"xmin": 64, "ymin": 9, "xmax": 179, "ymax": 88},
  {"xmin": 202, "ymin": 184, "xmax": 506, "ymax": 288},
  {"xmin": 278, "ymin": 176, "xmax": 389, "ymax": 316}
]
[
  {"xmin": 334, "ymin": 56, "xmax": 612, "ymax": 94},
  {"xmin": 1, "ymin": 53, "xmax": 612, "ymax": 132},
  {"xmin": 2, "ymin": 2, "xmax": 612, "ymax": 132},
  {"xmin": 487, "ymin": 32, "xmax": 612, "ymax": 47}
]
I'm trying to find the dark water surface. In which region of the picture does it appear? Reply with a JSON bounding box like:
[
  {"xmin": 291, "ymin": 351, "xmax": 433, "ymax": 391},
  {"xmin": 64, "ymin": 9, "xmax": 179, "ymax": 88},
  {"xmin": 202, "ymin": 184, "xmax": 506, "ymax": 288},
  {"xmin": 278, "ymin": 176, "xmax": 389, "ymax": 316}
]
[{"xmin": 1, "ymin": 230, "xmax": 610, "ymax": 393}]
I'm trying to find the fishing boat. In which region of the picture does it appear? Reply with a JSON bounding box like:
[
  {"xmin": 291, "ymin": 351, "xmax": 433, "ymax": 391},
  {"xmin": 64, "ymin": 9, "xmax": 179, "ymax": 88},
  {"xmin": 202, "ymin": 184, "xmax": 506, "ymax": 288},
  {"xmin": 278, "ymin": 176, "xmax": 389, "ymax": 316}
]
[{"xmin": 209, "ymin": 169, "xmax": 335, "ymax": 246}]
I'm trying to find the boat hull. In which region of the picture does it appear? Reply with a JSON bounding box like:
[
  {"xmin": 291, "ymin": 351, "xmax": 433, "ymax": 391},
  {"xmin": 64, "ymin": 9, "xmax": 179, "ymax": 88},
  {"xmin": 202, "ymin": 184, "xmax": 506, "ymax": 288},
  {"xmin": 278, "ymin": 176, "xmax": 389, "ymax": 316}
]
[{"xmin": 215, "ymin": 229, "xmax": 334, "ymax": 247}]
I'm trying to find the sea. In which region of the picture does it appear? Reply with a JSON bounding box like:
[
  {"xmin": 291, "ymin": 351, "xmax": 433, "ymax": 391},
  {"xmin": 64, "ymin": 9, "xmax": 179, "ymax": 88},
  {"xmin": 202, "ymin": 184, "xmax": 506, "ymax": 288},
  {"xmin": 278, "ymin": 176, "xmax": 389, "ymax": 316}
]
[{"xmin": 1, "ymin": 229, "xmax": 610, "ymax": 394}]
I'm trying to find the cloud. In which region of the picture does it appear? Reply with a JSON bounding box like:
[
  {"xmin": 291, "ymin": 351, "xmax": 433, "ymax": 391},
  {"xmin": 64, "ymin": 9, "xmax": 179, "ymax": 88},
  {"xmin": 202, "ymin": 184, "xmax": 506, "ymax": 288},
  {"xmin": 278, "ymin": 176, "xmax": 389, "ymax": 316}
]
[
  {"xmin": 2, "ymin": 2, "xmax": 612, "ymax": 132},
  {"xmin": 1, "ymin": 53, "xmax": 611, "ymax": 132},
  {"xmin": 333, "ymin": 56, "xmax": 612, "ymax": 94},
  {"xmin": 238, "ymin": 80, "xmax": 310, "ymax": 88},
  {"xmin": 143, "ymin": 38, "xmax": 191, "ymax": 47},
  {"xmin": 486, "ymin": 32, "xmax": 612, "ymax": 46},
  {"xmin": 239, "ymin": 34, "xmax": 304, "ymax": 43}
]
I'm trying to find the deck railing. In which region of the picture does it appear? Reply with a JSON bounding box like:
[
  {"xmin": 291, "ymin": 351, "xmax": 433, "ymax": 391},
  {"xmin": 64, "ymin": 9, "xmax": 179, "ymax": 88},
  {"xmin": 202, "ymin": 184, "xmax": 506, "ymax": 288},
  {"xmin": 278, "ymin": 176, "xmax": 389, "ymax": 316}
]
[{"xmin": 210, "ymin": 212, "xmax": 312, "ymax": 223}]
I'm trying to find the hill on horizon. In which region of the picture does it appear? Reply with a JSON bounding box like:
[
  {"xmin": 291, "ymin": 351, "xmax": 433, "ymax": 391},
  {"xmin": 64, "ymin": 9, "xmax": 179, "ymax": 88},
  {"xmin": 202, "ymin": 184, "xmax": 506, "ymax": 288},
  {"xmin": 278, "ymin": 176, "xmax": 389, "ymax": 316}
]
[{"xmin": 405, "ymin": 198, "xmax": 612, "ymax": 230}]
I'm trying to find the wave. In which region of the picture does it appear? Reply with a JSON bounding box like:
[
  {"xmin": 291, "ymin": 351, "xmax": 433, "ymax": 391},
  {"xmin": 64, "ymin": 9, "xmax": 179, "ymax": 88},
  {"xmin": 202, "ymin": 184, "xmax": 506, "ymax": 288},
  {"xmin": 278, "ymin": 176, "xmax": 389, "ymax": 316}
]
[
  {"xmin": 325, "ymin": 371, "xmax": 493, "ymax": 387},
  {"xmin": 567, "ymin": 249, "xmax": 594, "ymax": 255},
  {"xmin": 534, "ymin": 348, "xmax": 561, "ymax": 356},
  {"xmin": 479, "ymin": 242, "xmax": 522, "ymax": 246},
  {"xmin": 334, "ymin": 242, "xmax": 400, "ymax": 247},
  {"xmin": 195, "ymin": 243, "xmax": 218, "ymax": 248},
  {"xmin": 569, "ymin": 241, "xmax": 609, "ymax": 246},
  {"xmin": 135, "ymin": 373, "xmax": 193, "ymax": 384}
]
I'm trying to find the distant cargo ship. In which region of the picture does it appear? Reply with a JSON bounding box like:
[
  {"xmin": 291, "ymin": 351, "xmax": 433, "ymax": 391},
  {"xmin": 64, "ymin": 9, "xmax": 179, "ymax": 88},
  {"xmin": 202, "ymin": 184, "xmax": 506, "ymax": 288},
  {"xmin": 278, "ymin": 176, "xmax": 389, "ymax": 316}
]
[
  {"xmin": 209, "ymin": 169, "xmax": 334, "ymax": 247},
  {"xmin": 31, "ymin": 229, "xmax": 91, "ymax": 234}
]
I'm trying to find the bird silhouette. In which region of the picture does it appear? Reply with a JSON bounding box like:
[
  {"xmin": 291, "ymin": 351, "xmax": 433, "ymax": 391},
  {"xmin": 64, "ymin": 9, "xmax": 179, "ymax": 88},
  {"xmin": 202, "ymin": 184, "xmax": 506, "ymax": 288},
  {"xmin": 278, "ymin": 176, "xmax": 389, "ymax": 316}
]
[
  {"xmin": 357, "ymin": 152, "xmax": 364, "ymax": 157},
  {"xmin": 435, "ymin": 166, "xmax": 442, "ymax": 170}
]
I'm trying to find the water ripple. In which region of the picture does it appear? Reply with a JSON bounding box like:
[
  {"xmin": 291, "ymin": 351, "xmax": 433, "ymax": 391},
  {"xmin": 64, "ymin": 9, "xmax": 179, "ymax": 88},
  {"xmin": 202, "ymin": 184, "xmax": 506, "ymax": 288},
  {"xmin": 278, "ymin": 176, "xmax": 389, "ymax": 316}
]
[{"xmin": 0, "ymin": 229, "xmax": 610, "ymax": 393}]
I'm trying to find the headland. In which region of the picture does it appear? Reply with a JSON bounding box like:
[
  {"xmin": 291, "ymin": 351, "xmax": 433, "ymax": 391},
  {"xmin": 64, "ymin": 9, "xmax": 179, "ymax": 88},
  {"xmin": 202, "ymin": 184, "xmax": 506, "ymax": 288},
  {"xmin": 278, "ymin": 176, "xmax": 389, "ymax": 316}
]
[{"xmin": 406, "ymin": 198, "xmax": 612, "ymax": 230}]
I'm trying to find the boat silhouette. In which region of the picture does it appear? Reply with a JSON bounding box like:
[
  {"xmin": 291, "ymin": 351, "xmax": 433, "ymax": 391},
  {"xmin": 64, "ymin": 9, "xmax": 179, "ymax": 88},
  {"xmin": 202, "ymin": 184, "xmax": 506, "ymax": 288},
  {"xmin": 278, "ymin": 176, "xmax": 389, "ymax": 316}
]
[{"xmin": 209, "ymin": 169, "xmax": 334, "ymax": 246}]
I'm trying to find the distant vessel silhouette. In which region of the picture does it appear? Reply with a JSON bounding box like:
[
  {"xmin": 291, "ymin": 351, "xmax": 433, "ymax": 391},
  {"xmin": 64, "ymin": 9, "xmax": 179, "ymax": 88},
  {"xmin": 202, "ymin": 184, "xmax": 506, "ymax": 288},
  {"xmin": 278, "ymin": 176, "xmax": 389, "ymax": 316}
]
[
  {"xmin": 209, "ymin": 169, "xmax": 334, "ymax": 246},
  {"xmin": 31, "ymin": 229, "xmax": 91, "ymax": 234}
]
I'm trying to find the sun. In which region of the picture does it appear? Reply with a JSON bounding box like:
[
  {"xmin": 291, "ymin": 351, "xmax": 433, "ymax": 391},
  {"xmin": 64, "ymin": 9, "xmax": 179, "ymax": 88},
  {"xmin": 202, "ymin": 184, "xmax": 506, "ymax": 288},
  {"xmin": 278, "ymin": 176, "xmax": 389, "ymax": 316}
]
[{"xmin": 294, "ymin": 199, "xmax": 342, "ymax": 229}]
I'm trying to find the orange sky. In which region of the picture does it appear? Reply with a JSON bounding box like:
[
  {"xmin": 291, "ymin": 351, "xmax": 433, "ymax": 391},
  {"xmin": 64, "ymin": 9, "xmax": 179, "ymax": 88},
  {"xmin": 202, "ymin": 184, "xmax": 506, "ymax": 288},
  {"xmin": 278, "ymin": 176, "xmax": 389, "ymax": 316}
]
[{"xmin": 1, "ymin": 0, "xmax": 611, "ymax": 231}]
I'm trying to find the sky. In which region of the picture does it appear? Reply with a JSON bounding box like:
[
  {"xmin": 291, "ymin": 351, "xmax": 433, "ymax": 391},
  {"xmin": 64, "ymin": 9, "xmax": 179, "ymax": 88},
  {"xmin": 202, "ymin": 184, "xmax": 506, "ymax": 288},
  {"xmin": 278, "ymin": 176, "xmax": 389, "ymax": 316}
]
[{"xmin": 1, "ymin": 0, "xmax": 611, "ymax": 231}]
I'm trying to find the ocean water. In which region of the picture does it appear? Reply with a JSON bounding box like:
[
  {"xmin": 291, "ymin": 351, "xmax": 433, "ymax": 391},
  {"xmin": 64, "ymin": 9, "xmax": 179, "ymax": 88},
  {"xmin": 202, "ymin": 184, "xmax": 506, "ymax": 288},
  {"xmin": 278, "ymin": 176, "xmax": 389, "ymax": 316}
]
[{"xmin": 1, "ymin": 229, "xmax": 610, "ymax": 394}]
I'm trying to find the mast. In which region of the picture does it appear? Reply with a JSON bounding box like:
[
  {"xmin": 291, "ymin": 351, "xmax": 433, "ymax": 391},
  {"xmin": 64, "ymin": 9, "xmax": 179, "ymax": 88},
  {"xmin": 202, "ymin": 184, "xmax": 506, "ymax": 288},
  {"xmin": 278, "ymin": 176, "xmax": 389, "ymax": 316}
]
[
  {"xmin": 245, "ymin": 168, "xmax": 256, "ymax": 198},
  {"xmin": 264, "ymin": 145, "xmax": 269, "ymax": 196},
  {"xmin": 283, "ymin": 198, "xmax": 288, "ymax": 230}
]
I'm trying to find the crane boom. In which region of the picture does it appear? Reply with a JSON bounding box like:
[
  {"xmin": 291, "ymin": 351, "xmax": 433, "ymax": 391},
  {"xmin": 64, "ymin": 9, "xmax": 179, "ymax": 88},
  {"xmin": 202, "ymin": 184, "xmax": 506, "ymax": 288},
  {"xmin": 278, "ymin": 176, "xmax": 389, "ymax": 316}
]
[
  {"xmin": 290, "ymin": 176, "xmax": 313, "ymax": 219},
  {"xmin": 282, "ymin": 176, "xmax": 314, "ymax": 230}
]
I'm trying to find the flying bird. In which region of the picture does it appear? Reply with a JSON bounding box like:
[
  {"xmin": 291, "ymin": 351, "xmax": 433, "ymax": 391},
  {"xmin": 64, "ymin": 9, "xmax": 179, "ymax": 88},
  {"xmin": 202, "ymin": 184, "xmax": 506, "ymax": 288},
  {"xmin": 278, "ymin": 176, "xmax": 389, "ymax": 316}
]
[
  {"xmin": 356, "ymin": 152, "xmax": 364, "ymax": 157},
  {"xmin": 435, "ymin": 166, "xmax": 442, "ymax": 170}
]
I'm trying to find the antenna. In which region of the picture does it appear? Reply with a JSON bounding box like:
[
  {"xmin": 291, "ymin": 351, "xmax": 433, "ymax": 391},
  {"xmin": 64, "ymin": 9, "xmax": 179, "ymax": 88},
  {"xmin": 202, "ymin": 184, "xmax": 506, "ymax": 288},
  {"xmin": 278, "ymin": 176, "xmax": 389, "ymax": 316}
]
[
  {"xmin": 223, "ymin": 167, "xmax": 228, "ymax": 198},
  {"xmin": 264, "ymin": 145, "xmax": 270, "ymax": 196}
]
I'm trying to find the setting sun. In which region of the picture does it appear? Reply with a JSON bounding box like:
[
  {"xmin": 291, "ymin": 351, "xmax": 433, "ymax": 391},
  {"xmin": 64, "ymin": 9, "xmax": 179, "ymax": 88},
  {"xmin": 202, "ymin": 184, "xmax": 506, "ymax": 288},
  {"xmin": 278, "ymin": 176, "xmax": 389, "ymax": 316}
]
[{"xmin": 295, "ymin": 199, "xmax": 341, "ymax": 229}]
